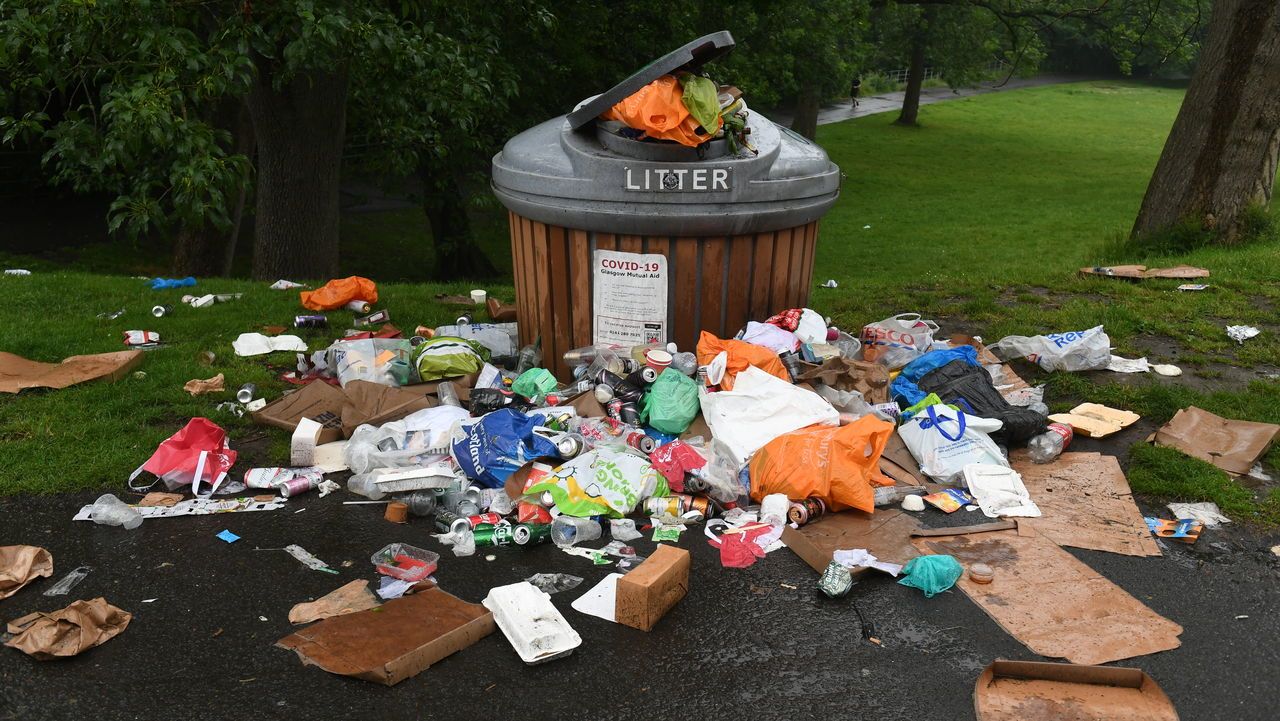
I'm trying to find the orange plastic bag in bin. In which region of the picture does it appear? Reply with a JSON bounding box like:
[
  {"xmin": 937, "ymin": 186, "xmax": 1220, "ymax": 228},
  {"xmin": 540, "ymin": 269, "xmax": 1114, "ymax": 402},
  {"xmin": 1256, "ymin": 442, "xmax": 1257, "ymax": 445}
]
[
  {"xmin": 748, "ymin": 416, "xmax": 896, "ymax": 513},
  {"xmin": 300, "ymin": 276, "xmax": 378, "ymax": 311},
  {"xmin": 696, "ymin": 331, "xmax": 790, "ymax": 391},
  {"xmin": 601, "ymin": 75, "xmax": 720, "ymax": 148}
]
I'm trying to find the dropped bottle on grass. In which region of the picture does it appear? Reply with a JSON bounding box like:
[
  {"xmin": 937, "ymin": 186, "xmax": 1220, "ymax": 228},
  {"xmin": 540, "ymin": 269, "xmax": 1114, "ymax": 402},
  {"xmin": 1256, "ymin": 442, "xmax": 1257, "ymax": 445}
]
[{"xmin": 1028, "ymin": 422, "xmax": 1073, "ymax": 464}]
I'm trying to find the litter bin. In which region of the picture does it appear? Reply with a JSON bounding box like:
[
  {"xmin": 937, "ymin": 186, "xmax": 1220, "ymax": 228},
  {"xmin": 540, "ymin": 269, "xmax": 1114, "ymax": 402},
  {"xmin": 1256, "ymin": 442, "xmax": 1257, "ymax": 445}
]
[{"xmin": 491, "ymin": 31, "xmax": 841, "ymax": 379}]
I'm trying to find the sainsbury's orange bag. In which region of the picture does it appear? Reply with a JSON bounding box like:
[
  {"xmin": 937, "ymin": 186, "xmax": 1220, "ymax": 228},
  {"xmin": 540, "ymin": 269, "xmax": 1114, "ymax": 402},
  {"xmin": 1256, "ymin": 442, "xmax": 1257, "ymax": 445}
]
[
  {"xmin": 748, "ymin": 416, "xmax": 896, "ymax": 513},
  {"xmin": 696, "ymin": 331, "xmax": 790, "ymax": 391},
  {"xmin": 300, "ymin": 276, "xmax": 378, "ymax": 311}
]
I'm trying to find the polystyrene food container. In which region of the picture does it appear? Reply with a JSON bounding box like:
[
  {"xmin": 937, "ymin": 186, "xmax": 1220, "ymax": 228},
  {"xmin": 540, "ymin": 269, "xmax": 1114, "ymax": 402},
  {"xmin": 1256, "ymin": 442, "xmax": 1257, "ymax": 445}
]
[
  {"xmin": 482, "ymin": 581, "xmax": 582, "ymax": 664},
  {"xmin": 371, "ymin": 543, "xmax": 439, "ymax": 582}
]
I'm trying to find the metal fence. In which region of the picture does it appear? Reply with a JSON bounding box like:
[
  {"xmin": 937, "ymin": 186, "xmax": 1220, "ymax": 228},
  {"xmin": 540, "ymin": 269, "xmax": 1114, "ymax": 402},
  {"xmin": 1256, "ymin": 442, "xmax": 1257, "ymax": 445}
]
[{"xmin": 874, "ymin": 60, "xmax": 1007, "ymax": 85}]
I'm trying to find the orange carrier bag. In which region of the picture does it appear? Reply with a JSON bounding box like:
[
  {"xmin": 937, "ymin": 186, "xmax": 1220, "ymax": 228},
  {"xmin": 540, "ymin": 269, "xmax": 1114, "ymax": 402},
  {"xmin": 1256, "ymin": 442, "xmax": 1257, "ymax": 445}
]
[
  {"xmin": 300, "ymin": 276, "xmax": 378, "ymax": 311},
  {"xmin": 601, "ymin": 75, "xmax": 720, "ymax": 148},
  {"xmin": 695, "ymin": 331, "xmax": 790, "ymax": 391},
  {"xmin": 749, "ymin": 416, "xmax": 896, "ymax": 513}
]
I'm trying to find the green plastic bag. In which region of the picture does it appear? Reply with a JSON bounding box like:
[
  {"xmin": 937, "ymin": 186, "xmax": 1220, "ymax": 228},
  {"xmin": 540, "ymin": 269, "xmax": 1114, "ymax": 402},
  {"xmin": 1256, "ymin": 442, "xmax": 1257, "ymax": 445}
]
[
  {"xmin": 512, "ymin": 368, "xmax": 557, "ymax": 401},
  {"xmin": 897, "ymin": 555, "xmax": 963, "ymax": 598},
  {"xmin": 679, "ymin": 73, "xmax": 721, "ymax": 133},
  {"xmin": 640, "ymin": 368, "xmax": 700, "ymax": 434},
  {"xmin": 411, "ymin": 336, "xmax": 489, "ymax": 382}
]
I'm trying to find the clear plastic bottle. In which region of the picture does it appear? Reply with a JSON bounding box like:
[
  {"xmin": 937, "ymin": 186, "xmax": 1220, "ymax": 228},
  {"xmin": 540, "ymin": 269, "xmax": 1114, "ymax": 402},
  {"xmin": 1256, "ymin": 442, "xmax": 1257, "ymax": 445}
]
[
  {"xmin": 1028, "ymin": 422, "xmax": 1073, "ymax": 464},
  {"xmin": 515, "ymin": 343, "xmax": 542, "ymax": 374},
  {"xmin": 90, "ymin": 494, "xmax": 143, "ymax": 530},
  {"xmin": 436, "ymin": 381, "xmax": 461, "ymax": 407}
]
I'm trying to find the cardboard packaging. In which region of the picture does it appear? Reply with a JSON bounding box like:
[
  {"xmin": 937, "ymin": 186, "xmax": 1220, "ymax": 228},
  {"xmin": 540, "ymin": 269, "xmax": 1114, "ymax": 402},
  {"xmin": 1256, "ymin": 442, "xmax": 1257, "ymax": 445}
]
[
  {"xmin": 615, "ymin": 544, "xmax": 690, "ymax": 631},
  {"xmin": 1049, "ymin": 403, "xmax": 1140, "ymax": 438},
  {"xmin": 783, "ymin": 509, "xmax": 922, "ymax": 575},
  {"xmin": 276, "ymin": 586, "xmax": 494, "ymax": 685},
  {"xmin": 0, "ymin": 349, "xmax": 143, "ymax": 393},
  {"xmin": 1079, "ymin": 263, "xmax": 1209, "ymax": 280},
  {"xmin": 5, "ymin": 597, "xmax": 132, "ymax": 659},
  {"xmin": 974, "ymin": 660, "xmax": 1179, "ymax": 721},
  {"xmin": 1150, "ymin": 406, "xmax": 1280, "ymax": 476}
]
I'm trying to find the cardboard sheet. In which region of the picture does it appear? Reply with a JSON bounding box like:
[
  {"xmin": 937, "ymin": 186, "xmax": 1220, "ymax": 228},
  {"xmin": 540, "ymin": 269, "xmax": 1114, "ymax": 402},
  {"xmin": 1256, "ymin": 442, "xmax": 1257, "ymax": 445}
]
[
  {"xmin": 0, "ymin": 350, "xmax": 143, "ymax": 393},
  {"xmin": 289, "ymin": 580, "xmax": 380, "ymax": 625},
  {"xmin": 0, "ymin": 545, "xmax": 53, "ymax": 600},
  {"xmin": 276, "ymin": 586, "xmax": 494, "ymax": 685},
  {"xmin": 914, "ymin": 526, "xmax": 1181, "ymax": 665},
  {"xmin": 4, "ymin": 597, "xmax": 132, "ymax": 659},
  {"xmin": 1150, "ymin": 406, "xmax": 1280, "ymax": 476},
  {"xmin": 974, "ymin": 660, "xmax": 1179, "ymax": 721},
  {"xmin": 338, "ymin": 380, "xmax": 436, "ymax": 436},
  {"xmin": 253, "ymin": 381, "xmax": 347, "ymax": 444},
  {"xmin": 182, "ymin": 373, "xmax": 225, "ymax": 396},
  {"xmin": 1013, "ymin": 452, "xmax": 1162, "ymax": 557},
  {"xmin": 795, "ymin": 357, "xmax": 891, "ymax": 404},
  {"xmin": 783, "ymin": 509, "xmax": 922, "ymax": 575},
  {"xmin": 1080, "ymin": 264, "xmax": 1209, "ymax": 280},
  {"xmin": 879, "ymin": 433, "xmax": 925, "ymax": 486}
]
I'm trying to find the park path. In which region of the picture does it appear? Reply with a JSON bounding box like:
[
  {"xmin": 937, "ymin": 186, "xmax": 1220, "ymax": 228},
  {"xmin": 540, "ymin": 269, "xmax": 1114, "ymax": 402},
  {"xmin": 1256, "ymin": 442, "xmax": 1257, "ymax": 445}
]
[{"xmin": 772, "ymin": 73, "xmax": 1091, "ymax": 127}]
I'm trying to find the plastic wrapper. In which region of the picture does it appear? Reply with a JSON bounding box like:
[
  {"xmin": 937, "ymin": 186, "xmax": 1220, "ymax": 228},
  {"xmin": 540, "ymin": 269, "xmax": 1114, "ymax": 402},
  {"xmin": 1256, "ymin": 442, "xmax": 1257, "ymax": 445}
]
[
  {"xmin": 987, "ymin": 325, "xmax": 1111, "ymax": 372},
  {"xmin": 328, "ymin": 338, "xmax": 413, "ymax": 387},
  {"xmin": 344, "ymin": 405, "xmax": 470, "ymax": 475}
]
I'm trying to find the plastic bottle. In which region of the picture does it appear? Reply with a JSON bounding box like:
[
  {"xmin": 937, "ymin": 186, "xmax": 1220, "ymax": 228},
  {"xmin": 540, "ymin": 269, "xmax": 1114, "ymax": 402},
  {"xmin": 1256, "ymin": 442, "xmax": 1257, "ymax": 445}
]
[
  {"xmin": 515, "ymin": 342, "xmax": 542, "ymax": 375},
  {"xmin": 436, "ymin": 381, "xmax": 461, "ymax": 407},
  {"xmin": 874, "ymin": 486, "xmax": 920, "ymax": 507},
  {"xmin": 89, "ymin": 494, "xmax": 143, "ymax": 530},
  {"xmin": 402, "ymin": 490, "xmax": 438, "ymax": 516},
  {"xmin": 1028, "ymin": 422, "xmax": 1073, "ymax": 464}
]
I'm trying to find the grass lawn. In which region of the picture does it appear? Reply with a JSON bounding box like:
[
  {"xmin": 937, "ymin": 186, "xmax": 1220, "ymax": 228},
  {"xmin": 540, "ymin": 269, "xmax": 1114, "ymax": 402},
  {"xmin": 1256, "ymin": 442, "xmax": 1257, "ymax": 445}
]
[{"xmin": 2, "ymin": 80, "xmax": 1278, "ymax": 524}]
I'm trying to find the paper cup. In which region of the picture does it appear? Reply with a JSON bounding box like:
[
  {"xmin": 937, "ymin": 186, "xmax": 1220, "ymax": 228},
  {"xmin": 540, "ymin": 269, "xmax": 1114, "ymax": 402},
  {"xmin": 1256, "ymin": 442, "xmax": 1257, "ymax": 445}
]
[
  {"xmin": 470, "ymin": 289, "xmax": 487, "ymax": 304},
  {"xmin": 645, "ymin": 349, "xmax": 673, "ymax": 371}
]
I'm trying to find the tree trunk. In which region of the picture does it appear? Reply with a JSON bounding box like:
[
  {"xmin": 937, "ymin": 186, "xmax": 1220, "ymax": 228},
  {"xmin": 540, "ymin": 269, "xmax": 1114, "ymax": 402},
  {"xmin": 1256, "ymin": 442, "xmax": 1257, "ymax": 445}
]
[
  {"xmin": 171, "ymin": 101, "xmax": 254, "ymax": 277},
  {"xmin": 896, "ymin": 16, "xmax": 930, "ymax": 127},
  {"xmin": 791, "ymin": 86, "xmax": 821, "ymax": 141},
  {"xmin": 1132, "ymin": 0, "xmax": 1280, "ymax": 242},
  {"xmin": 419, "ymin": 166, "xmax": 496, "ymax": 280},
  {"xmin": 247, "ymin": 66, "xmax": 349, "ymax": 280}
]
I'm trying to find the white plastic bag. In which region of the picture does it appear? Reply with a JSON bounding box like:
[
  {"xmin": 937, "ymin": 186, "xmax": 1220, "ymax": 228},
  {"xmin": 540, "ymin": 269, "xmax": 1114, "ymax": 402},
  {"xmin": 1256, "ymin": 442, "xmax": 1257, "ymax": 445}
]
[
  {"xmin": 860, "ymin": 313, "xmax": 940, "ymax": 369},
  {"xmin": 344, "ymin": 405, "xmax": 469, "ymax": 474},
  {"xmin": 700, "ymin": 366, "xmax": 839, "ymax": 466},
  {"xmin": 328, "ymin": 338, "xmax": 413, "ymax": 387},
  {"xmin": 898, "ymin": 404, "xmax": 1007, "ymax": 482},
  {"xmin": 987, "ymin": 325, "xmax": 1111, "ymax": 372}
]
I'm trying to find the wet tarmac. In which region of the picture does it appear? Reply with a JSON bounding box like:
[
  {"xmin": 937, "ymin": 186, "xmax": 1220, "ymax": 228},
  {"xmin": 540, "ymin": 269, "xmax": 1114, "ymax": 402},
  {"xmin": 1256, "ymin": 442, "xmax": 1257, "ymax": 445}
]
[{"xmin": 2, "ymin": 486, "xmax": 1278, "ymax": 721}]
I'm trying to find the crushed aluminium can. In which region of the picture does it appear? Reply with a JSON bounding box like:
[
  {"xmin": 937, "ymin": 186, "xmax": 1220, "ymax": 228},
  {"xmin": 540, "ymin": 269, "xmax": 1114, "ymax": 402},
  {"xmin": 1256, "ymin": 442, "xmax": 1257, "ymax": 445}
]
[
  {"xmin": 294, "ymin": 314, "xmax": 327, "ymax": 328},
  {"xmin": 818, "ymin": 560, "xmax": 855, "ymax": 598},
  {"xmin": 151, "ymin": 305, "xmax": 172, "ymax": 318}
]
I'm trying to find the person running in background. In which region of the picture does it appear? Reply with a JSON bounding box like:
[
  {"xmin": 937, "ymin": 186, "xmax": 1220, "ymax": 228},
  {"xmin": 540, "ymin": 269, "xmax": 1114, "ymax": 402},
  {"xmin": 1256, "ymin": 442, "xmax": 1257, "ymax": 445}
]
[{"xmin": 850, "ymin": 75, "xmax": 862, "ymax": 108}]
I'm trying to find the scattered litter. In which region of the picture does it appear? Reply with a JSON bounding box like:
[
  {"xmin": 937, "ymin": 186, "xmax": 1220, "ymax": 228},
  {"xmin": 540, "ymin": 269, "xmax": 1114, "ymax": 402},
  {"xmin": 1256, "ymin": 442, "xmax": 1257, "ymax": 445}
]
[
  {"xmin": 97, "ymin": 308, "xmax": 126, "ymax": 320},
  {"xmin": 142, "ymin": 598, "xmax": 157, "ymax": 603},
  {"xmin": 1150, "ymin": 406, "xmax": 1280, "ymax": 475},
  {"xmin": 3, "ymin": 268, "xmax": 31, "ymax": 275},
  {"xmin": 1235, "ymin": 615, "xmax": 1249, "ymax": 620},
  {"xmin": 896, "ymin": 554, "xmax": 963, "ymax": 597},
  {"xmin": 377, "ymin": 577, "xmax": 415, "ymax": 600},
  {"xmin": 571, "ymin": 573, "xmax": 621, "ymax": 622},
  {"xmin": 615, "ymin": 545, "xmax": 689, "ymax": 630},
  {"xmin": 270, "ymin": 279, "xmax": 305, "ymax": 290},
  {"xmin": 1107, "ymin": 355, "xmax": 1150, "ymax": 373},
  {"xmin": 4, "ymin": 598, "xmax": 132, "ymax": 659},
  {"xmin": 1151, "ymin": 363, "xmax": 1182, "ymax": 376},
  {"xmin": 1168, "ymin": 502, "xmax": 1231, "ymax": 527},
  {"xmin": 973, "ymin": 660, "xmax": 1178, "ymax": 721},
  {"xmin": 1015, "ymin": 453, "xmax": 1160, "ymax": 557},
  {"xmin": 1145, "ymin": 517, "xmax": 1202, "ymax": 544},
  {"xmin": 901, "ymin": 494, "xmax": 925, "ymax": 512},
  {"xmin": 279, "ymin": 587, "xmax": 492, "ymax": 685},
  {"xmin": 216, "ymin": 530, "xmax": 241, "ymax": 543},
  {"xmin": 128, "ymin": 417, "xmax": 237, "ymax": 495},
  {"xmin": 183, "ymin": 373, "xmax": 225, "ymax": 396},
  {"xmin": 87, "ymin": 493, "xmax": 143, "ymax": 529},
  {"xmin": 0, "ymin": 349, "xmax": 144, "ymax": 393},
  {"xmin": 233, "ymin": 332, "xmax": 308, "ymax": 357},
  {"xmin": 1049, "ymin": 403, "xmax": 1140, "ymax": 439},
  {"xmin": 1079, "ymin": 264, "xmax": 1208, "ymax": 280},
  {"xmin": 76, "ymin": 496, "xmax": 285, "ymax": 522},
  {"xmin": 289, "ymin": 580, "xmax": 379, "ymax": 624},
  {"xmin": 43, "ymin": 566, "xmax": 92, "ymax": 597},
  {"xmin": 820, "ymin": 279, "xmax": 838, "ymax": 288},
  {"xmin": 832, "ymin": 548, "xmax": 902, "ymax": 576},
  {"xmin": 283, "ymin": 544, "xmax": 337, "ymax": 573},
  {"xmin": 1226, "ymin": 325, "xmax": 1260, "ymax": 344},
  {"xmin": 988, "ymin": 325, "xmax": 1110, "ymax": 372},
  {"xmin": 150, "ymin": 276, "xmax": 195, "ymax": 289},
  {"xmin": 483, "ymin": 582, "xmax": 582, "ymax": 664},
  {"xmin": 0, "ymin": 545, "xmax": 53, "ymax": 599},
  {"xmin": 963, "ymin": 464, "xmax": 1040, "ymax": 518},
  {"xmin": 526, "ymin": 573, "xmax": 584, "ymax": 595}
]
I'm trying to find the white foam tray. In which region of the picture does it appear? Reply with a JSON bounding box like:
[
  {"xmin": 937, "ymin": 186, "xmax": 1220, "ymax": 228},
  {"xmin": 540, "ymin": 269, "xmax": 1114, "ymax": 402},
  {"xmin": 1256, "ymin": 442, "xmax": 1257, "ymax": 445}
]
[{"xmin": 482, "ymin": 581, "xmax": 582, "ymax": 664}]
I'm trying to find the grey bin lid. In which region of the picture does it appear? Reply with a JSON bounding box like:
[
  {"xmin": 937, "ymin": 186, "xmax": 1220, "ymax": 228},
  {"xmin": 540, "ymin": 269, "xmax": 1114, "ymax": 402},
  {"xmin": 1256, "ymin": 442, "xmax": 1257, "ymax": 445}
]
[{"xmin": 491, "ymin": 31, "xmax": 841, "ymax": 237}]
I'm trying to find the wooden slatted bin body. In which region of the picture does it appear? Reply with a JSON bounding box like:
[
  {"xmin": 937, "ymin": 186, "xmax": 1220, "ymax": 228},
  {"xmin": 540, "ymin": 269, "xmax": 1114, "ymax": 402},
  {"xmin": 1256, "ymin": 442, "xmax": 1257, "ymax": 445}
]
[{"xmin": 509, "ymin": 211, "xmax": 820, "ymax": 380}]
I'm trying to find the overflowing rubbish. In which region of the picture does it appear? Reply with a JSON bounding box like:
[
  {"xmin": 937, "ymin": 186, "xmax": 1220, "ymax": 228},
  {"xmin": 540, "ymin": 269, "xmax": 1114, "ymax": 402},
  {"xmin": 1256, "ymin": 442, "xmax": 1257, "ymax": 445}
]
[
  {"xmin": 4, "ymin": 598, "xmax": 132, "ymax": 659},
  {"xmin": 0, "ymin": 545, "xmax": 53, "ymax": 600},
  {"xmin": 0, "ymin": 349, "xmax": 143, "ymax": 393}
]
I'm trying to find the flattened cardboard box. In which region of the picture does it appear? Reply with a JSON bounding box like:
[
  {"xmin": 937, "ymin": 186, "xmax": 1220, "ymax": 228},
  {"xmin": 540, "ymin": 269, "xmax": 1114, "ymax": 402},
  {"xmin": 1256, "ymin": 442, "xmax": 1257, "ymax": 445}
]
[
  {"xmin": 276, "ymin": 586, "xmax": 494, "ymax": 686},
  {"xmin": 615, "ymin": 544, "xmax": 690, "ymax": 631},
  {"xmin": 974, "ymin": 660, "xmax": 1178, "ymax": 721},
  {"xmin": 253, "ymin": 381, "xmax": 347, "ymax": 444},
  {"xmin": 0, "ymin": 350, "xmax": 143, "ymax": 393},
  {"xmin": 782, "ymin": 508, "xmax": 922, "ymax": 575}
]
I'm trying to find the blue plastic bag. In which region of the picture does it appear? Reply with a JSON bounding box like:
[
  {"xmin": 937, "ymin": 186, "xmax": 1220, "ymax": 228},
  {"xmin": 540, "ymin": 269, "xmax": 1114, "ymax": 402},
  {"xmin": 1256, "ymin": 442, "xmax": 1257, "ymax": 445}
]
[
  {"xmin": 897, "ymin": 554, "xmax": 964, "ymax": 598},
  {"xmin": 150, "ymin": 276, "xmax": 197, "ymax": 290},
  {"xmin": 450, "ymin": 409, "xmax": 560, "ymax": 488},
  {"xmin": 890, "ymin": 346, "xmax": 980, "ymax": 406}
]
